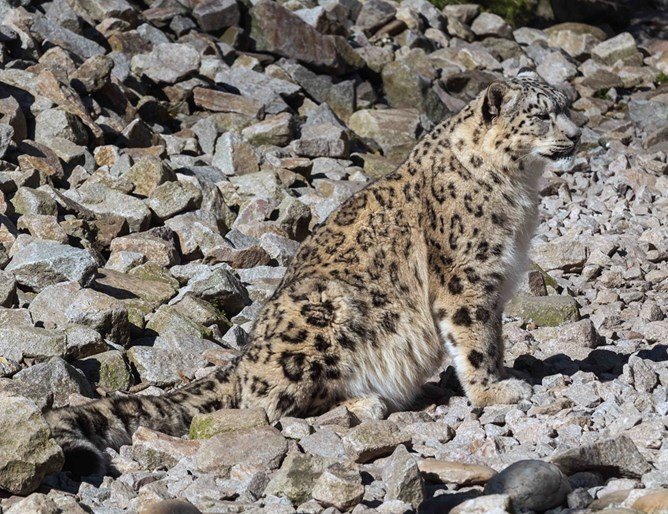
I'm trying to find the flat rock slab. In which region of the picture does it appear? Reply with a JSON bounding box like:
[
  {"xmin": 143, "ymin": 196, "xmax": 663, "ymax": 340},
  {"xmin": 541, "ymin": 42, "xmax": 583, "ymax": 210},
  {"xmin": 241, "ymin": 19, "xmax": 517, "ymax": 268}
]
[{"xmin": 550, "ymin": 435, "xmax": 652, "ymax": 478}]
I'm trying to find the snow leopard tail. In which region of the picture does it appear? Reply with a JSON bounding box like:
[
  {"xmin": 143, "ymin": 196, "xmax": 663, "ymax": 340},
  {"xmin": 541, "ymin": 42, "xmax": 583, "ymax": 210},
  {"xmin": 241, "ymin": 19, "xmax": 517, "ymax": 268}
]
[{"xmin": 45, "ymin": 362, "xmax": 241, "ymax": 477}]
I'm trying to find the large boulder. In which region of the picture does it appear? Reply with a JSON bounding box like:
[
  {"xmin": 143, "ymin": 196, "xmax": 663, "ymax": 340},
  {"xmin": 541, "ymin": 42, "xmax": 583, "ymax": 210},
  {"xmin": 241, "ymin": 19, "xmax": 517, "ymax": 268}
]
[{"xmin": 0, "ymin": 394, "xmax": 64, "ymax": 495}]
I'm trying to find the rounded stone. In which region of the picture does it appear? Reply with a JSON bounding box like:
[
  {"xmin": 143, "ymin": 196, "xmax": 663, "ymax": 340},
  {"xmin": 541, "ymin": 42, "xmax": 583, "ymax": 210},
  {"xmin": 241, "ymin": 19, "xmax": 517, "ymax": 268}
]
[
  {"xmin": 483, "ymin": 459, "xmax": 571, "ymax": 512},
  {"xmin": 139, "ymin": 499, "xmax": 202, "ymax": 514}
]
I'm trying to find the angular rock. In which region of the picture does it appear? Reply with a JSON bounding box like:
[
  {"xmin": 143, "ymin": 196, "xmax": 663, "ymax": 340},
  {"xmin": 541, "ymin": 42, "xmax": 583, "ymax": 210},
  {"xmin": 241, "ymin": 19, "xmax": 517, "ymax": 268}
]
[
  {"xmin": 75, "ymin": 350, "xmax": 133, "ymax": 391},
  {"xmin": 132, "ymin": 426, "xmax": 200, "ymax": 471},
  {"xmin": 291, "ymin": 122, "xmax": 350, "ymax": 159},
  {"xmin": 0, "ymin": 270, "xmax": 16, "ymax": 307},
  {"xmin": 505, "ymin": 295, "xmax": 580, "ymax": 327},
  {"xmin": 382, "ymin": 445, "xmax": 425, "ymax": 509},
  {"xmin": 418, "ymin": 460, "xmax": 497, "ymax": 486},
  {"xmin": 64, "ymin": 182, "xmax": 152, "ymax": 232},
  {"xmin": 193, "ymin": 87, "xmax": 264, "ymax": 119},
  {"xmin": 343, "ymin": 420, "xmax": 411, "ymax": 463},
  {"xmin": 123, "ymin": 157, "xmax": 176, "ymax": 197},
  {"xmin": 531, "ymin": 319, "xmax": 601, "ymax": 359},
  {"xmin": 0, "ymin": 394, "xmax": 64, "ymax": 495},
  {"xmin": 31, "ymin": 14, "xmax": 105, "ymax": 60},
  {"xmin": 189, "ymin": 408, "xmax": 268, "ymax": 439},
  {"xmin": 591, "ymin": 32, "xmax": 638, "ymax": 65},
  {"xmin": 250, "ymin": 0, "xmax": 362, "ymax": 75},
  {"xmin": 131, "ymin": 43, "xmax": 201, "ymax": 84},
  {"xmin": 471, "ymin": 12, "xmax": 512, "ymax": 39},
  {"xmin": 450, "ymin": 494, "xmax": 512, "ymax": 514},
  {"xmin": 6, "ymin": 240, "xmax": 97, "ymax": 292},
  {"xmin": 550, "ymin": 435, "xmax": 652, "ymax": 478},
  {"xmin": 356, "ymin": 0, "xmax": 396, "ymax": 33},
  {"xmin": 242, "ymin": 113, "xmax": 294, "ymax": 147},
  {"xmin": 193, "ymin": 425, "xmax": 288, "ymax": 476},
  {"xmin": 148, "ymin": 181, "xmax": 201, "ymax": 221},
  {"xmin": 13, "ymin": 357, "xmax": 94, "ymax": 407},
  {"xmin": 212, "ymin": 132, "xmax": 259, "ymax": 176},
  {"xmin": 110, "ymin": 231, "xmax": 180, "ymax": 267},
  {"xmin": 532, "ymin": 238, "xmax": 588, "ymax": 272},
  {"xmin": 264, "ymin": 453, "xmax": 330, "ymax": 504},
  {"xmin": 11, "ymin": 187, "xmax": 58, "ymax": 216},
  {"xmin": 0, "ymin": 326, "xmax": 67, "ymax": 361},
  {"xmin": 348, "ymin": 108, "xmax": 420, "ymax": 156},
  {"xmin": 312, "ymin": 462, "xmax": 364, "ymax": 511},
  {"xmin": 192, "ymin": 0, "xmax": 240, "ymax": 32},
  {"xmin": 34, "ymin": 108, "xmax": 88, "ymax": 146}
]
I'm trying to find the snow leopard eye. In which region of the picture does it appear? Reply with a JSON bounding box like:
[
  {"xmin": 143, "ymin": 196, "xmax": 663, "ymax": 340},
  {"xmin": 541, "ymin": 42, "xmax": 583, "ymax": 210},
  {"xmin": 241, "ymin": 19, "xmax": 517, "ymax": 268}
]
[{"xmin": 534, "ymin": 112, "xmax": 551, "ymax": 120}]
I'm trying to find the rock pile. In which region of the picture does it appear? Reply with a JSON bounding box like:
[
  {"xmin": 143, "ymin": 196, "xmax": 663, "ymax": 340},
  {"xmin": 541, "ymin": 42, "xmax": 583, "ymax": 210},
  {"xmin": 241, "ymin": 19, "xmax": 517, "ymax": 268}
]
[{"xmin": 0, "ymin": 0, "xmax": 667, "ymax": 512}]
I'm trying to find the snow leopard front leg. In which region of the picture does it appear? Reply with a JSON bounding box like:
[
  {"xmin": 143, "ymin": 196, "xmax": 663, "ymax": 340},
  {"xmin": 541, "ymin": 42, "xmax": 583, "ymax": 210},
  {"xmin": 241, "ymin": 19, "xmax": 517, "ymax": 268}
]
[{"xmin": 433, "ymin": 293, "xmax": 532, "ymax": 407}]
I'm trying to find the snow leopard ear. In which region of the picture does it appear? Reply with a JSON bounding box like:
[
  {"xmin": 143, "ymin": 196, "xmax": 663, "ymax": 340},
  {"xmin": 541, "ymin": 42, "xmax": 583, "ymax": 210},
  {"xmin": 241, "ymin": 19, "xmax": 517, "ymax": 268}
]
[{"xmin": 481, "ymin": 82, "xmax": 509, "ymax": 123}]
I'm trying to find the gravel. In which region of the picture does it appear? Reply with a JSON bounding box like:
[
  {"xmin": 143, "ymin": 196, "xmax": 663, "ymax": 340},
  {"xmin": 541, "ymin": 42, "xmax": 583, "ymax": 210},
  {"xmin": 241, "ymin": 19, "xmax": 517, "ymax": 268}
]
[{"xmin": 0, "ymin": 0, "xmax": 667, "ymax": 512}]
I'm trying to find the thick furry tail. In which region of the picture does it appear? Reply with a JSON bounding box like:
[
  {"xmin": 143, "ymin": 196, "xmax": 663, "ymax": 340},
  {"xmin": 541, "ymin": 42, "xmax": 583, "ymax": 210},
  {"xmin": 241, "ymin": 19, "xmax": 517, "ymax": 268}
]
[{"xmin": 45, "ymin": 364, "xmax": 240, "ymax": 477}]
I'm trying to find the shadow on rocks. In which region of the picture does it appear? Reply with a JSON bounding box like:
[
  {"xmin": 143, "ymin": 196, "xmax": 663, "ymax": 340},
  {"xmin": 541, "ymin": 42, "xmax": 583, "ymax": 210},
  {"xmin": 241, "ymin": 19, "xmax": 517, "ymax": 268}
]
[{"xmin": 512, "ymin": 344, "xmax": 668, "ymax": 383}]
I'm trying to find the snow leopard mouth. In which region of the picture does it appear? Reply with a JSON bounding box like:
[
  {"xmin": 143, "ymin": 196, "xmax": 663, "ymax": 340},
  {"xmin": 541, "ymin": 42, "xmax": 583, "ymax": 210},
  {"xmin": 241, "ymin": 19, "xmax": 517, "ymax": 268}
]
[{"xmin": 543, "ymin": 145, "xmax": 577, "ymax": 160}]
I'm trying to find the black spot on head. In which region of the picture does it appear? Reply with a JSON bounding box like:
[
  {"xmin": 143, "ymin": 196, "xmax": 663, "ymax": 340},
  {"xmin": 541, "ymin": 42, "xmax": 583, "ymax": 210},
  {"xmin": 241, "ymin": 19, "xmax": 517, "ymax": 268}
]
[
  {"xmin": 452, "ymin": 307, "xmax": 472, "ymax": 326},
  {"xmin": 448, "ymin": 275, "xmax": 463, "ymax": 295},
  {"xmin": 475, "ymin": 307, "xmax": 490, "ymax": 323},
  {"xmin": 468, "ymin": 350, "xmax": 484, "ymax": 368},
  {"xmin": 314, "ymin": 334, "xmax": 330, "ymax": 352}
]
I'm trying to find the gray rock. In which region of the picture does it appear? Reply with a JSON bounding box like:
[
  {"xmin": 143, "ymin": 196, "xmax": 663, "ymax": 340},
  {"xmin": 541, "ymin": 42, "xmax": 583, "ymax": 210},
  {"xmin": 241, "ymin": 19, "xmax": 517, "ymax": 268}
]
[
  {"xmin": 123, "ymin": 157, "xmax": 176, "ymax": 197},
  {"xmin": 550, "ymin": 435, "xmax": 652, "ymax": 478},
  {"xmin": 0, "ymin": 123, "xmax": 14, "ymax": 158},
  {"xmin": 532, "ymin": 238, "xmax": 588, "ymax": 272},
  {"xmin": 11, "ymin": 187, "xmax": 58, "ymax": 216},
  {"xmin": 312, "ymin": 462, "xmax": 364, "ymax": 511},
  {"xmin": 343, "ymin": 420, "xmax": 411, "ymax": 463},
  {"xmin": 132, "ymin": 427, "xmax": 200, "ymax": 471},
  {"xmin": 382, "ymin": 445, "xmax": 425, "ymax": 509},
  {"xmin": 192, "ymin": 0, "xmax": 240, "ymax": 32},
  {"xmin": 347, "ymin": 108, "xmax": 420, "ymax": 155},
  {"xmin": 148, "ymin": 181, "xmax": 201, "ymax": 221},
  {"xmin": 30, "ymin": 282, "xmax": 130, "ymax": 345},
  {"xmin": 0, "ymin": 395, "xmax": 64, "ymax": 495},
  {"xmin": 193, "ymin": 425, "xmax": 288, "ymax": 476},
  {"xmin": 0, "ymin": 326, "xmax": 67, "ymax": 361},
  {"xmin": 64, "ymin": 182, "xmax": 152, "ymax": 232},
  {"xmin": 264, "ymin": 453, "xmax": 331, "ymax": 504},
  {"xmin": 483, "ymin": 460, "xmax": 571, "ymax": 512},
  {"xmin": 300, "ymin": 427, "xmax": 347, "ymax": 459},
  {"xmin": 291, "ymin": 122, "xmax": 350, "ymax": 159},
  {"xmin": 250, "ymin": 0, "xmax": 362, "ymax": 75},
  {"xmin": 0, "ymin": 269, "xmax": 16, "ymax": 307},
  {"xmin": 442, "ymin": 3, "xmax": 479, "ymax": 24},
  {"xmin": 13, "ymin": 357, "xmax": 94, "ymax": 407},
  {"xmin": 31, "ymin": 14, "xmax": 105, "ymax": 59},
  {"xmin": 531, "ymin": 319, "xmax": 602, "ymax": 359},
  {"xmin": 242, "ymin": 113, "xmax": 295, "ymax": 147},
  {"xmin": 450, "ymin": 494, "xmax": 511, "ymax": 514},
  {"xmin": 131, "ymin": 43, "xmax": 201, "ymax": 84},
  {"xmin": 470, "ymin": 12, "xmax": 512, "ymax": 39},
  {"xmin": 212, "ymin": 132, "xmax": 259, "ymax": 176},
  {"xmin": 75, "ymin": 350, "xmax": 133, "ymax": 391},
  {"xmin": 35, "ymin": 108, "xmax": 88, "ymax": 146},
  {"xmin": 505, "ymin": 294, "xmax": 580, "ymax": 327},
  {"xmin": 179, "ymin": 266, "xmax": 250, "ymax": 315},
  {"xmin": 536, "ymin": 51, "xmax": 578, "ymax": 86},
  {"xmin": 189, "ymin": 408, "xmax": 268, "ymax": 439},
  {"xmin": 591, "ymin": 32, "xmax": 638, "ymax": 65},
  {"xmin": 356, "ymin": 0, "xmax": 396, "ymax": 33},
  {"xmin": 6, "ymin": 240, "xmax": 97, "ymax": 292}
]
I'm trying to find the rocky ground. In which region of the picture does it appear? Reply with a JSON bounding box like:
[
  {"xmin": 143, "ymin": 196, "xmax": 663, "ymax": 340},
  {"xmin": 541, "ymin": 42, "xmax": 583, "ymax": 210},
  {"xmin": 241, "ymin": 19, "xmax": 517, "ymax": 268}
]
[{"xmin": 0, "ymin": 0, "xmax": 667, "ymax": 512}]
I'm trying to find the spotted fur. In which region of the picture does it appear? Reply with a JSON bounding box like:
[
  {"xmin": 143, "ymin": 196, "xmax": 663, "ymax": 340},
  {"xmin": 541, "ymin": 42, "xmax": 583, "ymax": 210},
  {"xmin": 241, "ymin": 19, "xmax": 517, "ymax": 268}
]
[{"xmin": 46, "ymin": 70, "xmax": 580, "ymax": 476}]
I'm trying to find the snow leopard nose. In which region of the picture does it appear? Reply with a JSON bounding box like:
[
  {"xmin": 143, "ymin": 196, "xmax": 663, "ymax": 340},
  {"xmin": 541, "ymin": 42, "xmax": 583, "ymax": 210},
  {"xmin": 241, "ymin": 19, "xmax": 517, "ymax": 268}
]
[
  {"xmin": 557, "ymin": 114, "xmax": 581, "ymax": 144},
  {"xmin": 566, "ymin": 128, "xmax": 580, "ymax": 144}
]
